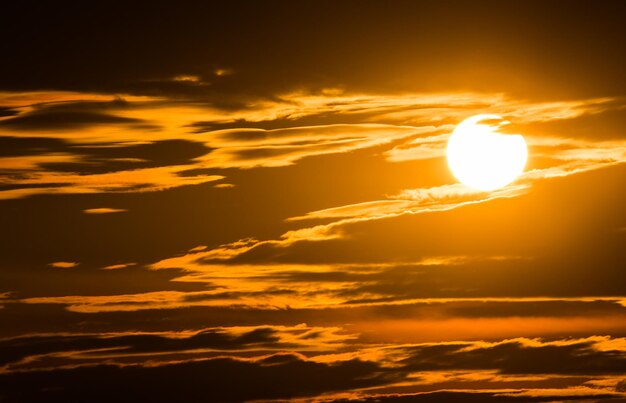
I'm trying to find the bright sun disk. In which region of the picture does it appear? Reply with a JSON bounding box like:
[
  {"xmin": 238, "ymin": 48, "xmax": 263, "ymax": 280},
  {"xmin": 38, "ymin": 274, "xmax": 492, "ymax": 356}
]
[{"xmin": 446, "ymin": 114, "xmax": 528, "ymax": 191}]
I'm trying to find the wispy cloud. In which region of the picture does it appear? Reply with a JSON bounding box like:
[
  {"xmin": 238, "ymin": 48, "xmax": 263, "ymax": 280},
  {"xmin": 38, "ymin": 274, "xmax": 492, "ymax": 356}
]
[
  {"xmin": 0, "ymin": 324, "xmax": 353, "ymax": 372},
  {"xmin": 0, "ymin": 165, "xmax": 224, "ymax": 199},
  {"xmin": 83, "ymin": 208, "xmax": 127, "ymax": 214},
  {"xmin": 101, "ymin": 263, "xmax": 136, "ymax": 270},
  {"xmin": 49, "ymin": 262, "xmax": 79, "ymax": 269}
]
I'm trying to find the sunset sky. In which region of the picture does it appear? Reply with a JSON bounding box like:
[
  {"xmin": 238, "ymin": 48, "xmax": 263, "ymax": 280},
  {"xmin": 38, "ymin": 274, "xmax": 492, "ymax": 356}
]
[{"xmin": 1, "ymin": 1, "xmax": 626, "ymax": 402}]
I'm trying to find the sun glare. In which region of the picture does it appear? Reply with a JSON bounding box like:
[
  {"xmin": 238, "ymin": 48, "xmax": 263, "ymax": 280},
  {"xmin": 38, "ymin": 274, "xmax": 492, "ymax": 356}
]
[{"xmin": 446, "ymin": 114, "xmax": 528, "ymax": 191}]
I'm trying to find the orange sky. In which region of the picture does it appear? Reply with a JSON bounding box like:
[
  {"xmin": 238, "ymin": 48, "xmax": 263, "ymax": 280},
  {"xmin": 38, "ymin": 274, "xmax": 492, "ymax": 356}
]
[{"xmin": 1, "ymin": 1, "xmax": 626, "ymax": 402}]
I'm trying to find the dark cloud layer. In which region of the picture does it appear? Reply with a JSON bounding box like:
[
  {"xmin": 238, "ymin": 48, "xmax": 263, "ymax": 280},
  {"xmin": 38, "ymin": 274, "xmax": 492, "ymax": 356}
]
[
  {"xmin": 0, "ymin": 108, "xmax": 142, "ymax": 131},
  {"xmin": 398, "ymin": 339, "xmax": 626, "ymax": 375},
  {"xmin": 0, "ymin": 136, "xmax": 211, "ymax": 173},
  {"xmin": 0, "ymin": 354, "xmax": 392, "ymax": 403},
  {"xmin": 0, "ymin": 327, "xmax": 276, "ymax": 366},
  {"xmin": 2, "ymin": 334, "xmax": 626, "ymax": 401},
  {"xmin": 328, "ymin": 391, "xmax": 622, "ymax": 403}
]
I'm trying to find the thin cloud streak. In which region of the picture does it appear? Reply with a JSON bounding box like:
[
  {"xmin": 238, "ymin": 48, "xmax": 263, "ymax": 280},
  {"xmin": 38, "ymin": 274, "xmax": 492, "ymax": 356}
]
[
  {"xmin": 0, "ymin": 324, "xmax": 354, "ymax": 373},
  {"xmin": 83, "ymin": 208, "xmax": 127, "ymax": 214},
  {"xmin": 49, "ymin": 262, "xmax": 79, "ymax": 269}
]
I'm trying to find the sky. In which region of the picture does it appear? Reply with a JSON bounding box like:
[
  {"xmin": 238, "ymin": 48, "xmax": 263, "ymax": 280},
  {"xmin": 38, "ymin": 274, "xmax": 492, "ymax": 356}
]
[{"xmin": 1, "ymin": 1, "xmax": 626, "ymax": 402}]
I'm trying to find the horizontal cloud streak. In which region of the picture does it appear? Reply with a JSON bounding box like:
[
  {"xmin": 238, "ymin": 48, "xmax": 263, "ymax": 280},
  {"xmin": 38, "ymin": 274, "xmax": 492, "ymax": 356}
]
[{"xmin": 0, "ymin": 324, "xmax": 353, "ymax": 372}]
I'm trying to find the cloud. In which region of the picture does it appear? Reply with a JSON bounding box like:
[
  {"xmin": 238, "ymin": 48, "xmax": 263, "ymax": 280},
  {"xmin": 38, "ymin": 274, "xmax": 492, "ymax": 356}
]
[
  {"xmin": 0, "ymin": 165, "xmax": 224, "ymax": 199},
  {"xmin": 189, "ymin": 92, "xmax": 617, "ymax": 131},
  {"xmin": 0, "ymin": 352, "xmax": 394, "ymax": 402},
  {"xmin": 0, "ymin": 324, "xmax": 353, "ymax": 372},
  {"xmin": 147, "ymin": 184, "xmax": 525, "ymax": 274},
  {"xmin": 83, "ymin": 208, "xmax": 127, "ymax": 214},
  {"xmin": 6, "ymin": 295, "xmax": 626, "ymax": 343},
  {"xmin": 321, "ymin": 389, "xmax": 622, "ymax": 402},
  {"xmin": 0, "ymin": 293, "xmax": 10, "ymax": 310},
  {"xmin": 288, "ymin": 183, "xmax": 520, "ymax": 222},
  {"xmin": 385, "ymin": 134, "xmax": 450, "ymax": 162},
  {"xmin": 0, "ymin": 136, "xmax": 67, "ymax": 157},
  {"xmin": 18, "ymin": 270, "xmax": 626, "ymax": 317},
  {"xmin": 172, "ymin": 75, "xmax": 202, "ymax": 83},
  {"xmin": 193, "ymin": 124, "xmax": 425, "ymax": 169},
  {"xmin": 101, "ymin": 263, "xmax": 136, "ymax": 270},
  {"xmin": 0, "ymin": 108, "xmax": 144, "ymax": 131},
  {"xmin": 0, "ymin": 136, "xmax": 220, "ymax": 198},
  {"xmin": 49, "ymin": 262, "xmax": 79, "ymax": 269},
  {"xmin": 391, "ymin": 337, "xmax": 626, "ymax": 375},
  {"xmin": 2, "ymin": 334, "xmax": 626, "ymax": 401},
  {"xmin": 0, "ymin": 92, "xmax": 152, "ymax": 109}
]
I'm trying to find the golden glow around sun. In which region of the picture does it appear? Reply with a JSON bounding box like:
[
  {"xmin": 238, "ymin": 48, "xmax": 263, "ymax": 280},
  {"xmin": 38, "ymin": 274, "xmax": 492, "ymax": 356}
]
[{"xmin": 446, "ymin": 114, "xmax": 528, "ymax": 191}]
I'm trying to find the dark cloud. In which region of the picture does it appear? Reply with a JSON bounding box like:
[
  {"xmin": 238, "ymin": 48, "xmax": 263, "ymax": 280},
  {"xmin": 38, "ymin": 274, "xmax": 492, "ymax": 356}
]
[
  {"xmin": 0, "ymin": 107, "xmax": 19, "ymax": 117},
  {"xmin": 0, "ymin": 265, "xmax": 206, "ymax": 300},
  {"xmin": 327, "ymin": 390, "xmax": 621, "ymax": 402},
  {"xmin": 0, "ymin": 136, "xmax": 212, "ymax": 174},
  {"xmin": 0, "ymin": 136, "xmax": 67, "ymax": 157},
  {"xmin": 0, "ymin": 354, "xmax": 393, "ymax": 403},
  {"xmin": 398, "ymin": 339, "xmax": 626, "ymax": 375},
  {"xmin": 39, "ymin": 140, "xmax": 212, "ymax": 175},
  {"xmin": 1, "ymin": 110, "xmax": 142, "ymax": 131},
  {"xmin": 2, "ymin": 333, "xmax": 626, "ymax": 401},
  {"xmin": 0, "ymin": 100, "xmax": 147, "ymax": 131},
  {"xmin": 3, "ymin": 297, "xmax": 626, "ymax": 345},
  {"xmin": 0, "ymin": 327, "xmax": 284, "ymax": 368},
  {"xmin": 0, "ymin": 182, "xmax": 69, "ymax": 192},
  {"xmin": 0, "ymin": 324, "xmax": 357, "ymax": 373}
]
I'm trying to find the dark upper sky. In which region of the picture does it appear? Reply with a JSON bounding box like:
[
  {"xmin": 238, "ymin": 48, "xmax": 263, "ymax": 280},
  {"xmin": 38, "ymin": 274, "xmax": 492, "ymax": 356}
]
[
  {"xmin": 1, "ymin": 1, "xmax": 626, "ymax": 402},
  {"xmin": 2, "ymin": 1, "xmax": 625, "ymax": 99}
]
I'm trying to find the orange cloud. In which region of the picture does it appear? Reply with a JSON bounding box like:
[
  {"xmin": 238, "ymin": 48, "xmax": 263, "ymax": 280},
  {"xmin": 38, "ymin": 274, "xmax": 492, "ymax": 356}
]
[
  {"xmin": 0, "ymin": 166, "xmax": 224, "ymax": 199},
  {"xmin": 83, "ymin": 208, "xmax": 127, "ymax": 214},
  {"xmin": 49, "ymin": 262, "xmax": 79, "ymax": 269},
  {"xmin": 101, "ymin": 263, "xmax": 136, "ymax": 270}
]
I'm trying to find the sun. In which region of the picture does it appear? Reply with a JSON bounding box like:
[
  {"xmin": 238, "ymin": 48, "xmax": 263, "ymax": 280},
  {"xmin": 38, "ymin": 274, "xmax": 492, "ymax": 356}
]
[{"xmin": 446, "ymin": 114, "xmax": 528, "ymax": 191}]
